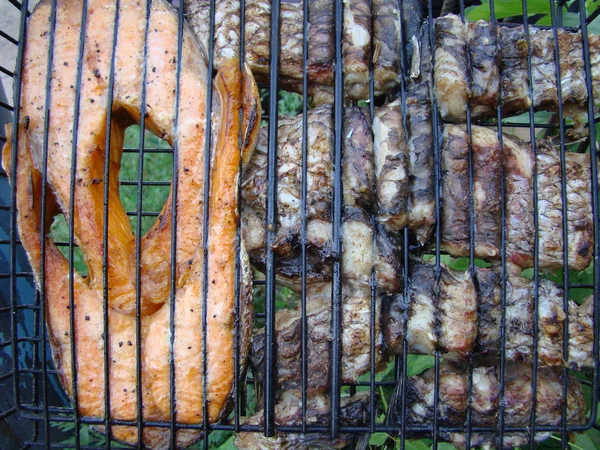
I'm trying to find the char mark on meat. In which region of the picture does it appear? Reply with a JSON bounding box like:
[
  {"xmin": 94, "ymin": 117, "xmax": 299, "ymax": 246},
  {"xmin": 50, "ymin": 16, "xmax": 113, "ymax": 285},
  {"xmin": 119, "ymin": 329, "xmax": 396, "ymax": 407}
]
[
  {"xmin": 373, "ymin": 0, "xmax": 402, "ymax": 95},
  {"xmin": 498, "ymin": 26, "xmax": 531, "ymax": 115},
  {"xmin": 434, "ymin": 14, "xmax": 469, "ymax": 123},
  {"xmin": 384, "ymin": 261, "xmax": 477, "ymax": 359},
  {"xmin": 407, "ymin": 24, "xmax": 435, "ymax": 246},
  {"xmin": 374, "ymin": 99, "xmax": 409, "ymax": 232},
  {"xmin": 343, "ymin": 0, "xmax": 371, "ymax": 100},
  {"xmin": 467, "ymin": 20, "xmax": 500, "ymax": 119}
]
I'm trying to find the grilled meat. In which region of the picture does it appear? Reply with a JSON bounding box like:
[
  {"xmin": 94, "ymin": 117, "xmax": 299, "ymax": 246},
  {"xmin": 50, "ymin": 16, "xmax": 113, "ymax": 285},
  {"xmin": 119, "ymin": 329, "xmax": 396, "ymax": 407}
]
[
  {"xmin": 475, "ymin": 267, "xmax": 593, "ymax": 367},
  {"xmin": 407, "ymin": 25, "xmax": 435, "ymax": 245},
  {"xmin": 468, "ymin": 20, "xmax": 500, "ymax": 119},
  {"xmin": 374, "ymin": 99, "xmax": 409, "ymax": 232},
  {"xmin": 504, "ymin": 134, "xmax": 536, "ymax": 270},
  {"xmin": 402, "ymin": 0, "xmax": 424, "ymax": 78},
  {"xmin": 530, "ymin": 28, "xmax": 558, "ymax": 110},
  {"xmin": 568, "ymin": 295, "xmax": 594, "ymax": 370},
  {"xmin": 440, "ymin": 125, "xmax": 470, "ymax": 257},
  {"xmin": 241, "ymin": 107, "xmax": 401, "ymax": 292},
  {"xmin": 186, "ymin": 0, "xmax": 334, "ymax": 102},
  {"xmin": 343, "ymin": 0, "xmax": 371, "ymax": 100},
  {"xmin": 234, "ymin": 390, "xmax": 370, "ymax": 449},
  {"xmin": 373, "ymin": 0, "xmax": 401, "ymax": 95},
  {"xmin": 434, "ymin": 14, "xmax": 469, "ymax": 123},
  {"xmin": 3, "ymin": 0, "xmax": 260, "ymax": 443},
  {"xmin": 498, "ymin": 25, "xmax": 531, "ymax": 115},
  {"xmin": 383, "ymin": 261, "xmax": 477, "ymax": 359},
  {"xmin": 536, "ymin": 139, "xmax": 594, "ymax": 271},
  {"xmin": 406, "ymin": 362, "xmax": 587, "ymax": 429},
  {"xmin": 440, "ymin": 125, "xmax": 502, "ymax": 260},
  {"xmin": 251, "ymin": 281, "xmax": 387, "ymax": 395}
]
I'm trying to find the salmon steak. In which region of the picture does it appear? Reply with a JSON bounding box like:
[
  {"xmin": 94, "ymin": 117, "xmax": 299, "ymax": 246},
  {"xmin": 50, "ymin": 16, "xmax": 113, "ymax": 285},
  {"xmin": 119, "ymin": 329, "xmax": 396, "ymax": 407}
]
[{"xmin": 2, "ymin": 0, "xmax": 260, "ymax": 448}]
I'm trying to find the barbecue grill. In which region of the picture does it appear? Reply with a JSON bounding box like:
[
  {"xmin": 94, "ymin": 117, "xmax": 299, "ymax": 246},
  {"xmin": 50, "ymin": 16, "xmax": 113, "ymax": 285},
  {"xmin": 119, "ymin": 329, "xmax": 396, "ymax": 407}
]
[{"xmin": 0, "ymin": 0, "xmax": 598, "ymax": 448}]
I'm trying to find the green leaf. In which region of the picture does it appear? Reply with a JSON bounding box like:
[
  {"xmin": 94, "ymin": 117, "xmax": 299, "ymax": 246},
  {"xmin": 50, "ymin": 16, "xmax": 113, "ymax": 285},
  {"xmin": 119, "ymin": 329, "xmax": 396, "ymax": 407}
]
[
  {"xmin": 584, "ymin": 428, "xmax": 600, "ymax": 449},
  {"xmin": 369, "ymin": 432, "xmax": 390, "ymax": 446},
  {"xmin": 404, "ymin": 439, "xmax": 431, "ymax": 450},
  {"xmin": 218, "ymin": 436, "xmax": 238, "ymax": 450},
  {"xmin": 406, "ymin": 355, "xmax": 436, "ymax": 377},
  {"xmin": 573, "ymin": 433, "xmax": 596, "ymax": 450},
  {"xmin": 434, "ymin": 443, "xmax": 458, "ymax": 450}
]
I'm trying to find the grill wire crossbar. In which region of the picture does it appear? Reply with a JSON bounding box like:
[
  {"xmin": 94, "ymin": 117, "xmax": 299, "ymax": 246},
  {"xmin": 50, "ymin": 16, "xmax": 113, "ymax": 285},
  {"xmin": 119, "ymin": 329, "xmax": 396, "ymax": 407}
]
[{"xmin": 0, "ymin": 0, "xmax": 598, "ymax": 448}]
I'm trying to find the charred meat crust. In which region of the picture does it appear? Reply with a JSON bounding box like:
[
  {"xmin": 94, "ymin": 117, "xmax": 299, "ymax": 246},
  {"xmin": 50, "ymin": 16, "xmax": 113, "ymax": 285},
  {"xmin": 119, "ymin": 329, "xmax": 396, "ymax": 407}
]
[
  {"xmin": 467, "ymin": 20, "xmax": 500, "ymax": 119},
  {"xmin": 407, "ymin": 24, "xmax": 435, "ymax": 246},
  {"xmin": 407, "ymin": 363, "xmax": 587, "ymax": 430},
  {"xmin": 374, "ymin": 99, "xmax": 409, "ymax": 232},
  {"xmin": 384, "ymin": 261, "xmax": 477, "ymax": 359},
  {"xmin": 373, "ymin": 0, "xmax": 402, "ymax": 94},
  {"xmin": 343, "ymin": 0, "xmax": 372, "ymax": 100},
  {"xmin": 433, "ymin": 14, "xmax": 469, "ymax": 123}
]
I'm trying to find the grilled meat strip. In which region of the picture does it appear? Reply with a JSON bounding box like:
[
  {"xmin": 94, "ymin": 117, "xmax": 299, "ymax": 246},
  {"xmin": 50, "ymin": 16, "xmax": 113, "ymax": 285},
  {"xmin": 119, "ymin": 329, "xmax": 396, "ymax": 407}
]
[
  {"xmin": 434, "ymin": 14, "xmax": 469, "ymax": 123},
  {"xmin": 530, "ymin": 28, "xmax": 558, "ymax": 110},
  {"xmin": 475, "ymin": 267, "xmax": 571, "ymax": 367},
  {"xmin": 437, "ymin": 128, "xmax": 593, "ymax": 271},
  {"xmin": 569, "ymin": 295, "xmax": 594, "ymax": 370},
  {"xmin": 536, "ymin": 139, "xmax": 594, "ymax": 271},
  {"xmin": 498, "ymin": 25, "xmax": 531, "ymax": 115},
  {"xmin": 343, "ymin": 0, "xmax": 371, "ymax": 100},
  {"xmin": 373, "ymin": 0, "xmax": 402, "ymax": 95},
  {"xmin": 382, "ymin": 261, "xmax": 478, "ymax": 359},
  {"xmin": 234, "ymin": 390, "xmax": 370, "ymax": 449},
  {"xmin": 251, "ymin": 281, "xmax": 388, "ymax": 395},
  {"xmin": 406, "ymin": 363, "xmax": 586, "ymax": 449},
  {"xmin": 3, "ymin": 0, "xmax": 259, "ymax": 442},
  {"xmin": 440, "ymin": 125, "xmax": 502, "ymax": 260},
  {"xmin": 407, "ymin": 24, "xmax": 435, "ymax": 245},
  {"xmin": 468, "ymin": 20, "xmax": 500, "ymax": 119},
  {"xmin": 374, "ymin": 99, "xmax": 409, "ymax": 232},
  {"xmin": 186, "ymin": 0, "xmax": 334, "ymax": 102},
  {"xmin": 242, "ymin": 106, "xmax": 402, "ymax": 292}
]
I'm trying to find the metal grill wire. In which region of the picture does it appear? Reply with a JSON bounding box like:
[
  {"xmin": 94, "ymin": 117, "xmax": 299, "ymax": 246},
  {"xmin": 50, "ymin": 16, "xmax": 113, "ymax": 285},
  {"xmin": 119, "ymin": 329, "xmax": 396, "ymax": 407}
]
[{"xmin": 0, "ymin": 0, "xmax": 598, "ymax": 448}]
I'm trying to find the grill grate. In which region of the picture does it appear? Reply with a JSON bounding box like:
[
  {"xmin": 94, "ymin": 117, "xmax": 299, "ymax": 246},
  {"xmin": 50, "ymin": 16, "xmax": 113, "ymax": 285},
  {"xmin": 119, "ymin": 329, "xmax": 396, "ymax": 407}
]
[{"xmin": 0, "ymin": 0, "xmax": 598, "ymax": 448}]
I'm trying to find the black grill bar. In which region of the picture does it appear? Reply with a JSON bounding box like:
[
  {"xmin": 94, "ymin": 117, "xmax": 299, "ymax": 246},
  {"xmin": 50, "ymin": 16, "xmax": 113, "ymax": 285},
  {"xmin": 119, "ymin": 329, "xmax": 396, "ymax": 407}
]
[
  {"xmin": 38, "ymin": 1, "xmax": 58, "ymax": 447},
  {"xmin": 264, "ymin": 0, "xmax": 282, "ymax": 437},
  {"xmin": 0, "ymin": 29, "xmax": 18, "ymax": 45},
  {"xmin": 330, "ymin": 0, "xmax": 345, "ymax": 438},
  {"xmin": 579, "ymin": 0, "xmax": 600, "ymax": 428},
  {"xmin": 300, "ymin": 0, "xmax": 309, "ymax": 434},
  {"xmin": 8, "ymin": 0, "xmax": 28, "ymax": 422},
  {"xmin": 66, "ymin": 1, "xmax": 89, "ymax": 447}
]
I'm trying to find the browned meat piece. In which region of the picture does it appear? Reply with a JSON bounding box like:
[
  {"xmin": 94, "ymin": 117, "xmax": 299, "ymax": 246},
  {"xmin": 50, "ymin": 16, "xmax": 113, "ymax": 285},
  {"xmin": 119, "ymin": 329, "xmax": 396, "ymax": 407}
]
[
  {"xmin": 498, "ymin": 26, "xmax": 531, "ymax": 115},
  {"xmin": 557, "ymin": 29, "xmax": 588, "ymax": 134},
  {"xmin": 407, "ymin": 362, "xmax": 587, "ymax": 429},
  {"xmin": 383, "ymin": 261, "xmax": 477, "ymax": 359},
  {"xmin": 505, "ymin": 137, "xmax": 593, "ymax": 272},
  {"xmin": 590, "ymin": 35, "xmax": 600, "ymax": 114},
  {"xmin": 440, "ymin": 125, "xmax": 470, "ymax": 257},
  {"xmin": 241, "ymin": 106, "xmax": 401, "ymax": 293},
  {"xmin": 530, "ymin": 28, "xmax": 558, "ymax": 110},
  {"xmin": 234, "ymin": 390, "xmax": 370, "ymax": 449},
  {"xmin": 536, "ymin": 140, "xmax": 594, "ymax": 271},
  {"xmin": 434, "ymin": 14, "xmax": 469, "ymax": 123},
  {"xmin": 343, "ymin": 0, "xmax": 371, "ymax": 100},
  {"xmin": 440, "ymin": 125, "xmax": 502, "ymax": 260},
  {"xmin": 373, "ymin": 99, "xmax": 409, "ymax": 232},
  {"xmin": 568, "ymin": 295, "xmax": 594, "ymax": 370},
  {"xmin": 436, "ymin": 364, "xmax": 587, "ymax": 449},
  {"xmin": 474, "ymin": 267, "xmax": 502, "ymax": 355},
  {"xmin": 467, "ymin": 20, "xmax": 500, "ymax": 119},
  {"xmin": 186, "ymin": 0, "xmax": 334, "ymax": 101},
  {"xmin": 504, "ymin": 134, "xmax": 535, "ymax": 271},
  {"xmin": 343, "ymin": 107, "xmax": 375, "ymax": 210},
  {"xmin": 474, "ymin": 267, "xmax": 586, "ymax": 367},
  {"xmin": 372, "ymin": 0, "xmax": 401, "ymax": 95},
  {"xmin": 407, "ymin": 25, "xmax": 435, "ymax": 245},
  {"xmin": 250, "ymin": 282, "xmax": 387, "ymax": 394}
]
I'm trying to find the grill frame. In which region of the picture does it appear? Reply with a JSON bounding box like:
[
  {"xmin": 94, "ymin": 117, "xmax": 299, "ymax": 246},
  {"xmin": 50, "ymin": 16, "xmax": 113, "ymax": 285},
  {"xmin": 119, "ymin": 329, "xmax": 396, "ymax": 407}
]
[{"xmin": 0, "ymin": 0, "xmax": 598, "ymax": 448}]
